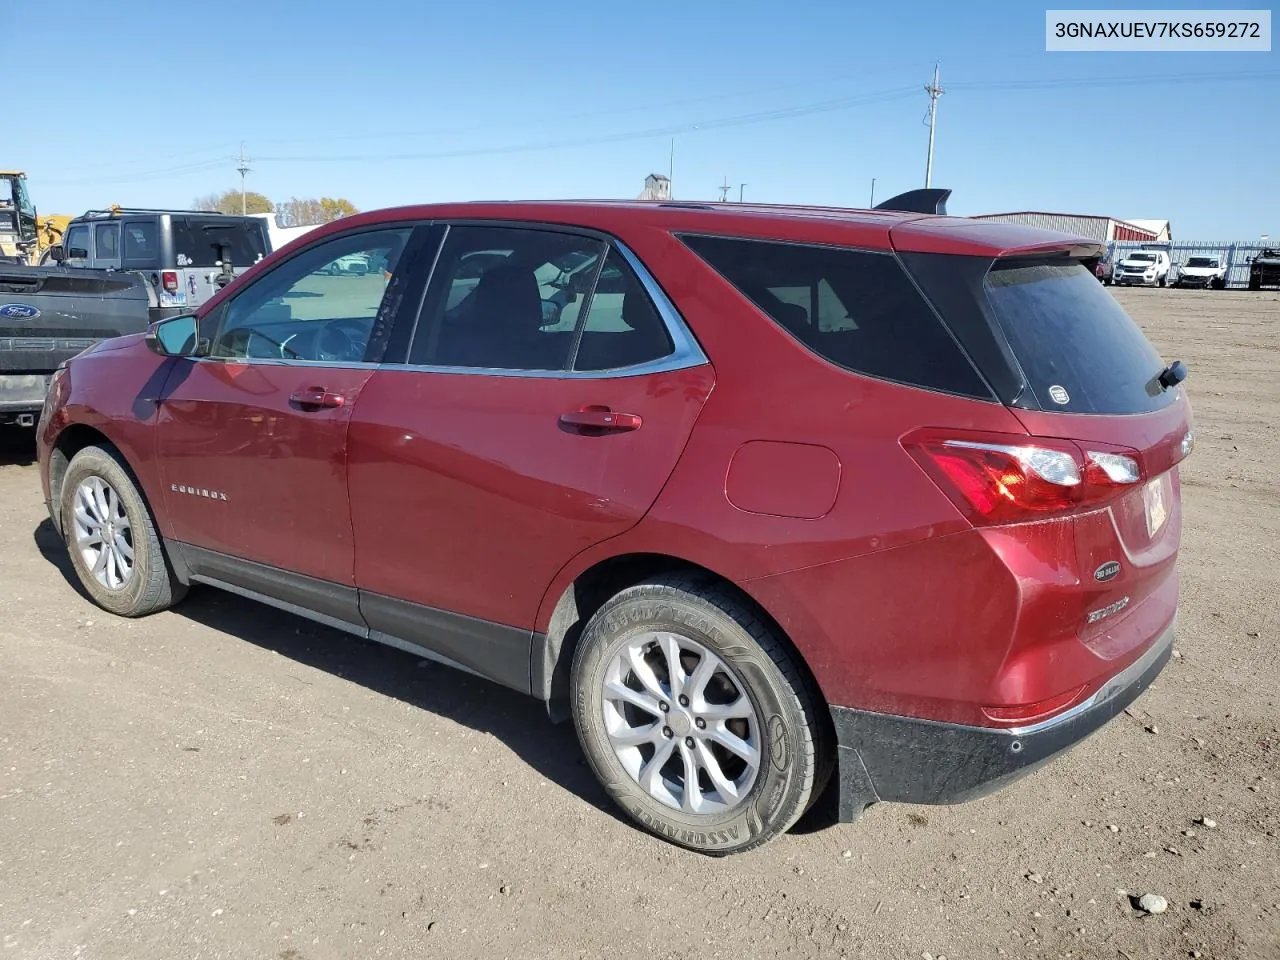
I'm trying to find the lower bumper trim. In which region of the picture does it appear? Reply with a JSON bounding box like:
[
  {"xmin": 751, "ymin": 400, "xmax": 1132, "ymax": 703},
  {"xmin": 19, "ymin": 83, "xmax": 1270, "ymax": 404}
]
[{"xmin": 829, "ymin": 621, "xmax": 1174, "ymax": 820}]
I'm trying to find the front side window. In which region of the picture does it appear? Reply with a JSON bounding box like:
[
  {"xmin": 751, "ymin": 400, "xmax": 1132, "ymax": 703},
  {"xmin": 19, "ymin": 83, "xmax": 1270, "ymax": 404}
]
[
  {"xmin": 94, "ymin": 223, "xmax": 120, "ymax": 261},
  {"xmin": 410, "ymin": 226, "xmax": 607, "ymax": 371},
  {"xmin": 207, "ymin": 228, "xmax": 411, "ymax": 363},
  {"xmin": 64, "ymin": 224, "xmax": 91, "ymax": 261},
  {"xmin": 681, "ymin": 234, "xmax": 989, "ymax": 397}
]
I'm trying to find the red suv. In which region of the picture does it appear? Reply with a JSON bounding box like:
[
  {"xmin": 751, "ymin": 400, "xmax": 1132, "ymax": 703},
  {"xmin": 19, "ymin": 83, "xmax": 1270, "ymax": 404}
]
[{"xmin": 36, "ymin": 197, "xmax": 1193, "ymax": 855}]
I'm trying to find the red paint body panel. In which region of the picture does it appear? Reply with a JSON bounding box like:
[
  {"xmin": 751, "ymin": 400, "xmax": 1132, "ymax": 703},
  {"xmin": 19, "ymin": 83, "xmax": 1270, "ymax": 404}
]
[
  {"xmin": 725, "ymin": 441, "xmax": 841, "ymax": 520},
  {"xmin": 153, "ymin": 360, "xmax": 372, "ymax": 584},
  {"xmin": 37, "ymin": 199, "xmax": 1190, "ymax": 745},
  {"xmin": 347, "ymin": 364, "xmax": 715, "ymax": 628}
]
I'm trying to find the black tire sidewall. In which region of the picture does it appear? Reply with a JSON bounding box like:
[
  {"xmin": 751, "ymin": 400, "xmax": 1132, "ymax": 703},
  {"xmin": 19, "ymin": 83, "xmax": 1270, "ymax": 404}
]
[
  {"xmin": 60, "ymin": 446, "xmax": 165, "ymax": 617},
  {"xmin": 572, "ymin": 588, "xmax": 812, "ymax": 855}
]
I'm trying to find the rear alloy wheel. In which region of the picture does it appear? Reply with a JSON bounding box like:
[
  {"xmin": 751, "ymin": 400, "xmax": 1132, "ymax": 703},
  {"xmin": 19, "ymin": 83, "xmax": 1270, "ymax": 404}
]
[
  {"xmin": 571, "ymin": 576, "xmax": 828, "ymax": 855},
  {"xmin": 60, "ymin": 445, "xmax": 187, "ymax": 617}
]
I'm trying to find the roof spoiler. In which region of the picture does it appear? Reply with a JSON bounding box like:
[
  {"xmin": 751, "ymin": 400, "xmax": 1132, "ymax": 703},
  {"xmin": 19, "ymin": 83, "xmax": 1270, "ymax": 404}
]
[{"xmin": 874, "ymin": 188, "xmax": 951, "ymax": 215}]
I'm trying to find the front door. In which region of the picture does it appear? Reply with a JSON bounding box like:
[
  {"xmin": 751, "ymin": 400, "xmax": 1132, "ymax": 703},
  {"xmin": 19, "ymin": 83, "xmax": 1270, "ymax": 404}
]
[
  {"xmin": 347, "ymin": 224, "xmax": 714, "ymax": 688},
  {"xmin": 154, "ymin": 225, "xmax": 419, "ymax": 612}
]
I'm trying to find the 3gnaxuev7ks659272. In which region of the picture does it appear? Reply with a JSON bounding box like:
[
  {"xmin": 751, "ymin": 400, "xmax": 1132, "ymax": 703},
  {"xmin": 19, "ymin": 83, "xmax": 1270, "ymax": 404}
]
[{"xmin": 36, "ymin": 194, "xmax": 1193, "ymax": 855}]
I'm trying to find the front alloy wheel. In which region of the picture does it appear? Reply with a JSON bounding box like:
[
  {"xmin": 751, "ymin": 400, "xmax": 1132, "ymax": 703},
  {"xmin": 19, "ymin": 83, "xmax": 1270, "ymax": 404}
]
[{"xmin": 72, "ymin": 475, "xmax": 135, "ymax": 590}]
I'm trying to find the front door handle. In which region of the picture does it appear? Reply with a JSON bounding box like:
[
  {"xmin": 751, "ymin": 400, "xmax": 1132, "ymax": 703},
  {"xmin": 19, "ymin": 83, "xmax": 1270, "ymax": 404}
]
[
  {"xmin": 559, "ymin": 408, "xmax": 642, "ymax": 432},
  {"xmin": 290, "ymin": 387, "xmax": 345, "ymax": 409}
]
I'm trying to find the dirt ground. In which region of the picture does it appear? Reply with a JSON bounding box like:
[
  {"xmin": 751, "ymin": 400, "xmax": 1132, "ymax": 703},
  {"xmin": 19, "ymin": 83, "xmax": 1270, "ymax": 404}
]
[{"xmin": 1, "ymin": 288, "xmax": 1277, "ymax": 960}]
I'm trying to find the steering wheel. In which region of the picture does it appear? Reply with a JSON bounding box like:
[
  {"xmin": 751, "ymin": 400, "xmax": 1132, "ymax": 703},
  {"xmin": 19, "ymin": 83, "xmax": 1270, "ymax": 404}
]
[{"xmin": 314, "ymin": 317, "xmax": 368, "ymax": 362}]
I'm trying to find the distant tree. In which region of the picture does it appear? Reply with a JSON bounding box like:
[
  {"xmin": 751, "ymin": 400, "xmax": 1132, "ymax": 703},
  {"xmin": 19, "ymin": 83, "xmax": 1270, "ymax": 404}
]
[
  {"xmin": 275, "ymin": 196, "xmax": 360, "ymax": 227},
  {"xmin": 192, "ymin": 190, "xmax": 274, "ymax": 215}
]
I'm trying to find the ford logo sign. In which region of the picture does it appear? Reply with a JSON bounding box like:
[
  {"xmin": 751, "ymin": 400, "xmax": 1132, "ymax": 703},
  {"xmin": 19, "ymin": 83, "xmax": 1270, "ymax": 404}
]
[
  {"xmin": 0, "ymin": 303, "xmax": 41, "ymax": 321},
  {"xmin": 1094, "ymin": 561, "xmax": 1121, "ymax": 582}
]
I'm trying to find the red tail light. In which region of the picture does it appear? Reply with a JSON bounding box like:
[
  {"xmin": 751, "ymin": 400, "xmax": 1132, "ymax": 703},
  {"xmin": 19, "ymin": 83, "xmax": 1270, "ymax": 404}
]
[
  {"xmin": 904, "ymin": 430, "xmax": 1142, "ymax": 526},
  {"xmin": 161, "ymin": 271, "xmax": 179, "ymax": 293}
]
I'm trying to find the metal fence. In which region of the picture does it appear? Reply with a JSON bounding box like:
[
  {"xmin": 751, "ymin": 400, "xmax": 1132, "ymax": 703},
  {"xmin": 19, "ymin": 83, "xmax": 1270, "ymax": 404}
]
[{"xmin": 1109, "ymin": 239, "xmax": 1274, "ymax": 289}]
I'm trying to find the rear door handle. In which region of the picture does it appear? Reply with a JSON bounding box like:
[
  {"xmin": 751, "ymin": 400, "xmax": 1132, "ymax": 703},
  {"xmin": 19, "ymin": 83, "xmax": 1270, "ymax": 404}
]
[
  {"xmin": 559, "ymin": 409, "xmax": 642, "ymax": 432},
  {"xmin": 290, "ymin": 387, "xmax": 345, "ymax": 409}
]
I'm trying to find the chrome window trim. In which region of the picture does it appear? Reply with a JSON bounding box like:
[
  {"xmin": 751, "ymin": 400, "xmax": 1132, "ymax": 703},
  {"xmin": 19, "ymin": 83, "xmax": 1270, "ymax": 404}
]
[{"xmin": 393, "ymin": 236, "xmax": 708, "ymax": 380}]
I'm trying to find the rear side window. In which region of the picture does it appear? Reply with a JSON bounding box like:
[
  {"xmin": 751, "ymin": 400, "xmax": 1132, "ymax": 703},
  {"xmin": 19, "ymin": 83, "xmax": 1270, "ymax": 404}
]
[
  {"xmin": 983, "ymin": 260, "xmax": 1175, "ymax": 415},
  {"xmin": 94, "ymin": 223, "xmax": 120, "ymax": 260},
  {"xmin": 171, "ymin": 216, "xmax": 268, "ymax": 268},
  {"xmin": 680, "ymin": 235, "xmax": 990, "ymax": 398}
]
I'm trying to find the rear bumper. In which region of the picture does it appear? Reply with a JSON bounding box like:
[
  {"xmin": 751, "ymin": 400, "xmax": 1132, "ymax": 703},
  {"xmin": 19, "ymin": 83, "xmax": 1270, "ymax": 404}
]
[
  {"xmin": 0, "ymin": 373, "xmax": 52, "ymax": 419},
  {"xmin": 830, "ymin": 619, "xmax": 1174, "ymax": 820}
]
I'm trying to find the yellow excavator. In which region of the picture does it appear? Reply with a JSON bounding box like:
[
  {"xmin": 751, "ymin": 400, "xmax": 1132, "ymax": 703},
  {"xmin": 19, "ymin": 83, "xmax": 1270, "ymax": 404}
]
[{"xmin": 0, "ymin": 170, "xmax": 71, "ymax": 265}]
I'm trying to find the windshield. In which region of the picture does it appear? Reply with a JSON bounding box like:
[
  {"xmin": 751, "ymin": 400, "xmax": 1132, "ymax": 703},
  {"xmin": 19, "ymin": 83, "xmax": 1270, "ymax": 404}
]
[
  {"xmin": 1128, "ymin": 253, "xmax": 1157, "ymax": 262},
  {"xmin": 1186, "ymin": 257, "xmax": 1218, "ymax": 267},
  {"xmin": 984, "ymin": 260, "xmax": 1176, "ymax": 415}
]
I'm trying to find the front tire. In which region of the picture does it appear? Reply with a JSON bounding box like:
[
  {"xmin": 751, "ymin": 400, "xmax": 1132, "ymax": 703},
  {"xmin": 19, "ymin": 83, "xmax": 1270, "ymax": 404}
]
[
  {"xmin": 60, "ymin": 445, "xmax": 187, "ymax": 618},
  {"xmin": 570, "ymin": 575, "xmax": 829, "ymax": 855}
]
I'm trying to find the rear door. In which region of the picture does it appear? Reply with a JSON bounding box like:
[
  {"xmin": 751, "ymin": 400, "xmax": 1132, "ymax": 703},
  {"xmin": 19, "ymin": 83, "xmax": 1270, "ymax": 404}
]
[
  {"xmin": 970, "ymin": 258, "xmax": 1191, "ymax": 656},
  {"xmin": 169, "ymin": 214, "xmax": 271, "ymax": 310},
  {"xmin": 347, "ymin": 223, "xmax": 714, "ymax": 689}
]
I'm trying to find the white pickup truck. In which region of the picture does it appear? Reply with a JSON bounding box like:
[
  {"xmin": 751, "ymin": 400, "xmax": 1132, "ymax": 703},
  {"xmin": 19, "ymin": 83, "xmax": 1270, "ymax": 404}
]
[
  {"xmin": 1174, "ymin": 255, "xmax": 1228, "ymax": 290},
  {"xmin": 1114, "ymin": 249, "xmax": 1171, "ymax": 287}
]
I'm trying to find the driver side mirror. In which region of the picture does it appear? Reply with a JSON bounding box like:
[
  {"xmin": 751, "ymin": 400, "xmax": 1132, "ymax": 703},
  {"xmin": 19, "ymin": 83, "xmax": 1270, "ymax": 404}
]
[
  {"xmin": 48, "ymin": 244, "xmax": 67, "ymax": 263},
  {"xmin": 145, "ymin": 313, "xmax": 205, "ymax": 358}
]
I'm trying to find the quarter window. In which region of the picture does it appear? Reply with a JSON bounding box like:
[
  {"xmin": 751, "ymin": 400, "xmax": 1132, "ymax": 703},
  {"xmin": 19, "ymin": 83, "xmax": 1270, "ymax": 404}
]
[
  {"xmin": 121, "ymin": 221, "xmax": 159, "ymax": 263},
  {"xmin": 207, "ymin": 228, "xmax": 411, "ymax": 363},
  {"xmin": 680, "ymin": 234, "xmax": 989, "ymax": 397}
]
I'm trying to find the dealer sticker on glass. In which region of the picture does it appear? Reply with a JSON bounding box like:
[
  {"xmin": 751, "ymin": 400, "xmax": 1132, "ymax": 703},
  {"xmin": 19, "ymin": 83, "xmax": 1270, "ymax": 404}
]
[{"xmin": 1144, "ymin": 474, "xmax": 1169, "ymax": 537}]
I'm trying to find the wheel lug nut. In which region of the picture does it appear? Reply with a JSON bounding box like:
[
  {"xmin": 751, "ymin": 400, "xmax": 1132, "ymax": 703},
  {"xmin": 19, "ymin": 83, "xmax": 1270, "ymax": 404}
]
[
  {"xmin": 659, "ymin": 702, "xmax": 669, "ymax": 713},
  {"xmin": 695, "ymin": 717, "xmax": 705, "ymax": 729},
  {"xmin": 678, "ymin": 695, "xmax": 689, "ymax": 707},
  {"xmin": 684, "ymin": 737, "xmax": 695, "ymax": 748},
  {"xmin": 662, "ymin": 726, "xmax": 673, "ymax": 739}
]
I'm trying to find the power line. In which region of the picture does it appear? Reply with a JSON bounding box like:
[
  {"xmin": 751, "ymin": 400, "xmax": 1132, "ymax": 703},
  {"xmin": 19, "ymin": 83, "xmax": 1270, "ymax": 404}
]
[{"xmin": 255, "ymin": 87, "xmax": 922, "ymax": 164}]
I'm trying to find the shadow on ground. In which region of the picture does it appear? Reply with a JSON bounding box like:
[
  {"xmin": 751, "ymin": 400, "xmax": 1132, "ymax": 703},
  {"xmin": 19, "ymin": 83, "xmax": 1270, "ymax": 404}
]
[
  {"xmin": 32, "ymin": 515, "xmax": 842, "ymax": 838},
  {"xmin": 32, "ymin": 518, "xmax": 625, "ymax": 826},
  {"xmin": 0, "ymin": 427, "xmax": 36, "ymax": 466}
]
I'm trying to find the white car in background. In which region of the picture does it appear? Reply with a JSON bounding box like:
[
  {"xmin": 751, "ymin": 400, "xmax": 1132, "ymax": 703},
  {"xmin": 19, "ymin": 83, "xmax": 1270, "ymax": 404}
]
[
  {"xmin": 1174, "ymin": 255, "xmax": 1228, "ymax": 290},
  {"xmin": 1114, "ymin": 250, "xmax": 1171, "ymax": 287}
]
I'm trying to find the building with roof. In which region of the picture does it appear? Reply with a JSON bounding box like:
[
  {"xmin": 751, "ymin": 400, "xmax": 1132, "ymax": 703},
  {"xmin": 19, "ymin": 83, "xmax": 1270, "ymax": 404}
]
[
  {"xmin": 971, "ymin": 212, "xmax": 1171, "ymax": 243},
  {"xmin": 637, "ymin": 174, "xmax": 671, "ymax": 201}
]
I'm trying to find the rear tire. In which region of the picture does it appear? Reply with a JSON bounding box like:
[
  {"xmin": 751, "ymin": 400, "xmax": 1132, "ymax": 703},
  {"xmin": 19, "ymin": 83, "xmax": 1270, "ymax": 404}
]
[
  {"xmin": 60, "ymin": 444, "xmax": 187, "ymax": 618},
  {"xmin": 570, "ymin": 575, "xmax": 829, "ymax": 855}
]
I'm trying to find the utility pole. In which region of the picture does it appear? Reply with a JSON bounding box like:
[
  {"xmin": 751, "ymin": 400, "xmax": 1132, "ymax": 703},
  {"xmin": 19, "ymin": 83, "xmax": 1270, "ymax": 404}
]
[
  {"xmin": 870, "ymin": 178, "xmax": 876, "ymax": 207},
  {"xmin": 668, "ymin": 138, "xmax": 675, "ymax": 199},
  {"xmin": 923, "ymin": 62, "xmax": 943, "ymax": 189},
  {"xmin": 236, "ymin": 141, "xmax": 252, "ymax": 215},
  {"xmin": 739, "ymin": 183, "xmax": 747, "ymax": 202},
  {"xmin": 718, "ymin": 177, "xmax": 731, "ymax": 202}
]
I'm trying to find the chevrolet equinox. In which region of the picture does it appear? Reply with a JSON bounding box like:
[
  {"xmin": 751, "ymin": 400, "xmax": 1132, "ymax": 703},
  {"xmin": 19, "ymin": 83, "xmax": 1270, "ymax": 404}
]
[{"xmin": 37, "ymin": 196, "xmax": 1193, "ymax": 854}]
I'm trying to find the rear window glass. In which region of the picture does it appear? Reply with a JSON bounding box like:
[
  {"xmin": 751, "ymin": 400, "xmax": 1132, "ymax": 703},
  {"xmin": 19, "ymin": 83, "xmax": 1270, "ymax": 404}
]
[
  {"xmin": 983, "ymin": 260, "xmax": 1176, "ymax": 415},
  {"xmin": 171, "ymin": 217, "xmax": 268, "ymax": 268},
  {"xmin": 680, "ymin": 234, "xmax": 990, "ymax": 398}
]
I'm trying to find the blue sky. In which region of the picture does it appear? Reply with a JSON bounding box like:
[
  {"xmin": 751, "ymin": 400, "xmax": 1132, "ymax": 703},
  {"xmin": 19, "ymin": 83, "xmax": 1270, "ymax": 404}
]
[{"xmin": 16, "ymin": 0, "xmax": 1278, "ymax": 238}]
